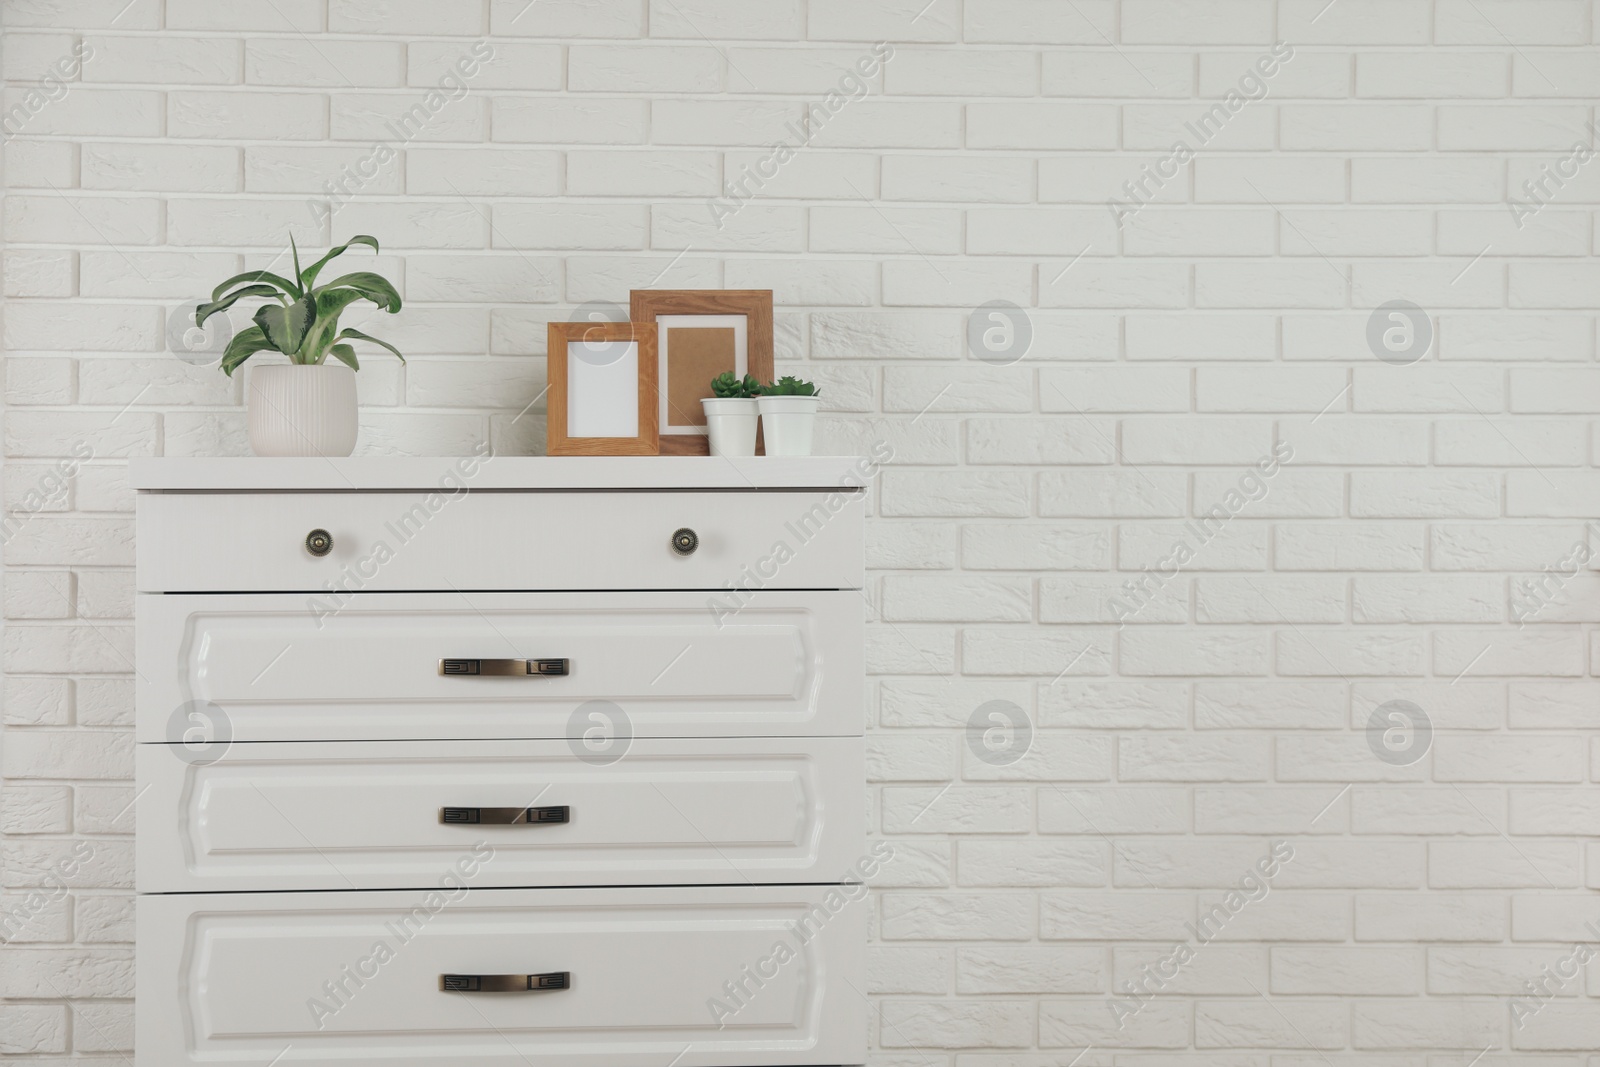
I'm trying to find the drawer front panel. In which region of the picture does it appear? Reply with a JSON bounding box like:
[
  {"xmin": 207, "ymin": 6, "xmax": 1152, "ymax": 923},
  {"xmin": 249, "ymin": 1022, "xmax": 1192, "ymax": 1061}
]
[
  {"xmin": 136, "ymin": 884, "xmax": 869, "ymax": 1067},
  {"xmin": 137, "ymin": 737, "xmax": 866, "ymax": 892},
  {"xmin": 137, "ymin": 490, "xmax": 863, "ymax": 592},
  {"xmin": 136, "ymin": 591, "xmax": 862, "ymax": 742}
]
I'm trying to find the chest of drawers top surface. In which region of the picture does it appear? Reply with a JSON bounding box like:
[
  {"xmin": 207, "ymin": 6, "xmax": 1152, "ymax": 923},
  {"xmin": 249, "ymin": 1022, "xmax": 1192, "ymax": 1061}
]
[{"xmin": 128, "ymin": 454, "xmax": 874, "ymax": 491}]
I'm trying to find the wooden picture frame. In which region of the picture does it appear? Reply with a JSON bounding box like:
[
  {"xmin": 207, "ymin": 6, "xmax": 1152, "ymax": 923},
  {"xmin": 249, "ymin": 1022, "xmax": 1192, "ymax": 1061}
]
[
  {"xmin": 629, "ymin": 289, "xmax": 774, "ymax": 456},
  {"xmin": 546, "ymin": 321, "xmax": 659, "ymax": 456}
]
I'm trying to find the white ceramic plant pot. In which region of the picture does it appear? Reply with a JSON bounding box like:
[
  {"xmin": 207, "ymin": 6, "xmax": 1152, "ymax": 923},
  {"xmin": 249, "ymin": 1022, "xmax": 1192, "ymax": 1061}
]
[
  {"xmin": 701, "ymin": 397, "xmax": 759, "ymax": 457},
  {"xmin": 247, "ymin": 363, "xmax": 359, "ymax": 457},
  {"xmin": 757, "ymin": 395, "xmax": 821, "ymax": 457}
]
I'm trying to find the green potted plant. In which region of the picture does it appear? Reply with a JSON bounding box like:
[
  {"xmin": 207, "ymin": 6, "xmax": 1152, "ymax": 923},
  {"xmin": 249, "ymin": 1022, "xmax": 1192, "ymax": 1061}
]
[
  {"xmin": 195, "ymin": 235, "xmax": 403, "ymax": 457},
  {"xmin": 701, "ymin": 372, "xmax": 762, "ymax": 457},
  {"xmin": 757, "ymin": 375, "xmax": 821, "ymax": 456}
]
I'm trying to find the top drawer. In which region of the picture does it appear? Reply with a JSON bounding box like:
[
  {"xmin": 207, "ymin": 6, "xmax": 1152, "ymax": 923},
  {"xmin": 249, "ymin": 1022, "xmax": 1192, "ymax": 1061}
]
[{"xmin": 137, "ymin": 490, "xmax": 862, "ymax": 593}]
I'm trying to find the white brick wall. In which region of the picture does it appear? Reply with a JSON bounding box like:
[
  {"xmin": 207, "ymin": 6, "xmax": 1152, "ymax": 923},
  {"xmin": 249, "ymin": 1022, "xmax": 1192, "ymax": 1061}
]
[{"xmin": 2, "ymin": 0, "xmax": 1598, "ymax": 1062}]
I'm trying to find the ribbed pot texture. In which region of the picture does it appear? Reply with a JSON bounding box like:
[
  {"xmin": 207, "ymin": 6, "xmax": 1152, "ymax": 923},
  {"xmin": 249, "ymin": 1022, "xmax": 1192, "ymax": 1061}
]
[{"xmin": 247, "ymin": 364, "xmax": 359, "ymax": 457}]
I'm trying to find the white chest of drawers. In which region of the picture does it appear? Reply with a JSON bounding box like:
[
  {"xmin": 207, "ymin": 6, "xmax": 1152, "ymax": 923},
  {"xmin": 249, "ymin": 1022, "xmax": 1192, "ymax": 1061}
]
[{"xmin": 131, "ymin": 456, "xmax": 869, "ymax": 1067}]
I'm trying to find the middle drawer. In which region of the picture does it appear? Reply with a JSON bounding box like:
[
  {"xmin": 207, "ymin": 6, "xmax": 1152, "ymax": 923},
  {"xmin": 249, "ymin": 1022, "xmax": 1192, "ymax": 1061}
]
[{"xmin": 137, "ymin": 736, "xmax": 865, "ymax": 893}]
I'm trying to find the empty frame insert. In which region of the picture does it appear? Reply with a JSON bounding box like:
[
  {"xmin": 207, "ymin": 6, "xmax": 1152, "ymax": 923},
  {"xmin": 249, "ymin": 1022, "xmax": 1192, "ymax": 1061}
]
[{"xmin": 546, "ymin": 321, "xmax": 659, "ymax": 456}]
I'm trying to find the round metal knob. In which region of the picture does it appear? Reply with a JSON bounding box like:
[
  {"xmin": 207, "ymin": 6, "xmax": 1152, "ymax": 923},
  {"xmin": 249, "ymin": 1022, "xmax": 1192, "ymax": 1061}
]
[
  {"xmin": 305, "ymin": 529, "xmax": 334, "ymax": 557},
  {"xmin": 670, "ymin": 528, "xmax": 698, "ymax": 556}
]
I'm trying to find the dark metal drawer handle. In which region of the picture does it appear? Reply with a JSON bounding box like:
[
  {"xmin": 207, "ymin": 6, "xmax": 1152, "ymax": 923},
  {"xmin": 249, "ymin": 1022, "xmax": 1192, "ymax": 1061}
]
[
  {"xmin": 441, "ymin": 972, "xmax": 570, "ymax": 993},
  {"xmin": 440, "ymin": 806, "xmax": 569, "ymax": 825},
  {"xmin": 439, "ymin": 658, "xmax": 569, "ymax": 677}
]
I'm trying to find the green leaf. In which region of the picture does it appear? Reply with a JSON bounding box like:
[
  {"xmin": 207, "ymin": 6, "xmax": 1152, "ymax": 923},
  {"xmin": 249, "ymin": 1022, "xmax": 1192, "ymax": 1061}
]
[
  {"xmin": 763, "ymin": 375, "xmax": 817, "ymax": 397},
  {"xmin": 295, "ymin": 287, "xmax": 374, "ymax": 366},
  {"xmin": 210, "ymin": 270, "xmax": 300, "ymax": 301},
  {"xmin": 207, "ymin": 239, "xmax": 400, "ymax": 372},
  {"xmin": 195, "ymin": 284, "xmax": 284, "ymax": 328},
  {"xmin": 219, "ymin": 326, "xmax": 276, "ymax": 377},
  {"xmin": 710, "ymin": 371, "xmax": 761, "ymax": 398},
  {"xmin": 300, "ymin": 235, "xmax": 380, "ymax": 290},
  {"xmin": 315, "ymin": 271, "xmax": 401, "ymax": 313},
  {"xmin": 253, "ymin": 295, "xmax": 315, "ymax": 355},
  {"xmin": 710, "ymin": 371, "xmax": 742, "ymax": 398},
  {"xmin": 337, "ymin": 326, "xmax": 404, "ymax": 362}
]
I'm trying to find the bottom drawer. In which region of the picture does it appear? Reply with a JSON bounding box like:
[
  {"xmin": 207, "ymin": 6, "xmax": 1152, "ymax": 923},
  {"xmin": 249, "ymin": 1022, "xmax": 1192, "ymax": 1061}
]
[{"xmin": 136, "ymin": 884, "xmax": 867, "ymax": 1067}]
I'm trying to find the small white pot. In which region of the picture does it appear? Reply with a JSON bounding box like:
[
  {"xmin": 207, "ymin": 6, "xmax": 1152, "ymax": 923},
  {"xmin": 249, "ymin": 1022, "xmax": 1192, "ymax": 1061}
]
[
  {"xmin": 757, "ymin": 394, "xmax": 821, "ymax": 457},
  {"xmin": 247, "ymin": 363, "xmax": 359, "ymax": 457},
  {"xmin": 701, "ymin": 397, "xmax": 759, "ymax": 457}
]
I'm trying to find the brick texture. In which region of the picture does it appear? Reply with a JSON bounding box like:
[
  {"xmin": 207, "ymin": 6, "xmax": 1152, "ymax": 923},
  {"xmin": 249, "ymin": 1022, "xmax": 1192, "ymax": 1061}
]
[{"xmin": 3, "ymin": 0, "xmax": 1598, "ymax": 1062}]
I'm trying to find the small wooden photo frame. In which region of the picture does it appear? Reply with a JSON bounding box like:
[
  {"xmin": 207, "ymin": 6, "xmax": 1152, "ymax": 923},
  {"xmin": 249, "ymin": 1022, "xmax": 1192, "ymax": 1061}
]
[
  {"xmin": 629, "ymin": 289, "xmax": 774, "ymax": 456},
  {"xmin": 546, "ymin": 321, "xmax": 658, "ymax": 456}
]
